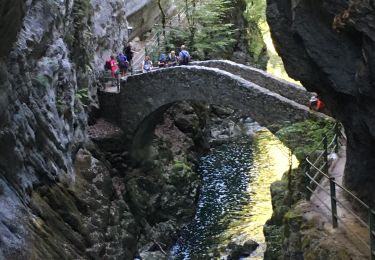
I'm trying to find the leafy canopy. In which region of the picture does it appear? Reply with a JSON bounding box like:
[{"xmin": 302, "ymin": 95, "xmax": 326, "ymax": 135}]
[{"xmin": 167, "ymin": 0, "xmax": 237, "ymax": 60}]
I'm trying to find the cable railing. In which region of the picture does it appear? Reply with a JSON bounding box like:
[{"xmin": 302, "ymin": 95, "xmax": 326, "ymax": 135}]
[{"xmin": 303, "ymin": 123, "xmax": 375, "ymax": 259}]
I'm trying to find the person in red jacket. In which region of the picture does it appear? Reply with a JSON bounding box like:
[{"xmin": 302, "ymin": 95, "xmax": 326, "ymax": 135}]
[
  {"xmin": 309, "ymin": 94, "xmax": 325, "ymax": 112},
  {"xmin": 316, "ymin": 97, "xmax": 325, "ymax": 111},
  {"xmin": 110, "ymin": 55, "xmax": 119, "ymax": 78}
]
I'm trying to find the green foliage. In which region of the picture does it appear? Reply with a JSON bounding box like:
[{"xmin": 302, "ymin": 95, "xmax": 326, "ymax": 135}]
[
  {"xmin": 244, "ymin": 0, "xmax": 266, "ymax": 25},
  {"xmin": 75, "ymin": 88, "xmax": 89, "ymax": 108},
  {"xmin": 243, "ymin": 0, "xmax": 268, "ymax": 67},
  {"xmin": 67, "ymin": 0, "xmax": 93, "ymax": 67},
  {"xmin": 172, "ymin": 159, "xmax": 193, "ymax": 173},
  {"xmin": 165, "ymin": 0, "xmax": 237, "ymax": 60},
  {"xmin": 276, "ymin": 119, "xmax": 336, "ymax": 160},
  {"xmin": 34, "ymin": 75, "xmax": 51, "ymax": 88},
  {"xmin": 170, "ymin": 160, "xmax": 197, "ymax": 188}
]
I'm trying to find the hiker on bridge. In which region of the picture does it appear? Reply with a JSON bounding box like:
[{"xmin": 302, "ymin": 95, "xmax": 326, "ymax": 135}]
[
  {"xmin": 142, "ymin": 56, "xmax": 153, "ymax": 73},
  {"xmin": 124, "ymin": 43, "xmax": 134, "ymax": 74},
  {"xmin": 179, "ymin": 45, "xmax": 191, "ymax": 65},
  {"xmin": 108, "ymin": 55, "xmax": 119, "ymax": 79},
  {"xmin": 167, "ymin": 50, "xmax": 178, "ymax": 67},
  {"xmin": 117, "ymin": 52, "xmax": 129, "ymax": 77},
  {"xmin": 158, "ymin": 53, "xmax": 168, "ymax": 68}
]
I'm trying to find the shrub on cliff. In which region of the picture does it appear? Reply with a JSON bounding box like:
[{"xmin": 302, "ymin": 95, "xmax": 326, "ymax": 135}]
[{"xmin": 275, "ymin": 119, "xmax": 335, "ymax": 161}]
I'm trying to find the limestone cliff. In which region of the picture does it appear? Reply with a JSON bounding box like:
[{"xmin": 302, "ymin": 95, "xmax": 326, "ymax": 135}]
[
  {"xmin": 229, "ymin": 0, "xmax": 269, "ymax": 68},
  {"xmin": 126, "ymin": 0, "xmax": 177, "ymax": 41},
  {"xmin": 0, "ymin": 0, "xmax": 129, "ymax": 258},
  {"xmin": 267, "ymin": 0, "xmax": 375, "ymax": 205}
]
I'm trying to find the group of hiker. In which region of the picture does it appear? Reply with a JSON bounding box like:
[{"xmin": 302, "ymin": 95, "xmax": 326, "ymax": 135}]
[
  {"xmin": 142, "ymin": 45, "xmax": 191, "ymax": 73},
  {"xmin": 104, "ymin": 43, "xmax": 134, "ymax": 79},
  {"xmin": 104, "ymin": 44, "xmax": 191, "ymax": 78}
]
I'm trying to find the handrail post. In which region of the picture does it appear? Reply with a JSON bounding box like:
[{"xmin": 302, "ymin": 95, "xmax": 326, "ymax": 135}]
[
  {"xmin": 329, "ymin": 177, "xmax": 338, "ymax": 228},
  {"xmin": 369, "ymin": 210, "xmax": 375, "ymax": 260},
  {"xmin": 323, "ymin": 135, "xmax": 329, "ymax": 175},
  {"xmin": 305, "ymin": 164, "xmax": 311, "ymax": 201}
]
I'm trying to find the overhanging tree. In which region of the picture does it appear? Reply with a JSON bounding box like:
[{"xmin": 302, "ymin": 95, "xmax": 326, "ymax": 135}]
[{"xmin": 169, "ymin": 0, "xmax": 237, "ymax": 60}]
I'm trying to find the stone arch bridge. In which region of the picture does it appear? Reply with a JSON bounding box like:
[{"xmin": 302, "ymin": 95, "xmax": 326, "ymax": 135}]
[{"xmin": 99, "ymin": 61, "xmax": 322, "ymax": 156}]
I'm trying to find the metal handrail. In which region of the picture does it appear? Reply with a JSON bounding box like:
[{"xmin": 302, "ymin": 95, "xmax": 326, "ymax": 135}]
[
  {"xmin": 303, "ymin": 122, "xmax": 375, "ymax": 259},
  {"xmin": 307, "ymin": 123, "xmax": 337, "ymax": 158},
  {"xmin": 336, "ymin": 216, "xmax": 371, "ymax": 250},
  {"xmin": 334, "ymin": 196, "xmax": 369, "ymax": 228},
  {"xmin": 333, "ymin": 180, "xmax": 370, "ymax": 210},
  {"xmin": 305, "ymin": 172, "xmax": 330, "ymax": 195},
  {"xmin": 306, "ymin": 158, "xmax": 330, "ymax": 179}
]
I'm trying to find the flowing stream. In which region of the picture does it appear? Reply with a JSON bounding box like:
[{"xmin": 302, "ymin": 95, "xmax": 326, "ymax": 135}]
[{"xmin": 171, "ymin": 130, "xmax": 298, "ymax": 259}]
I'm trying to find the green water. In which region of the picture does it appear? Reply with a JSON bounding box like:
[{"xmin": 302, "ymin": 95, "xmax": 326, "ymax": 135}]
[{"xmin": 171, "ymin": 130, "xmax": 297, "ymax": 259}]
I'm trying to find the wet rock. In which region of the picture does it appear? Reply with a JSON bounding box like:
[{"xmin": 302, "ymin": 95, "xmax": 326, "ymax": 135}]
[
  {"xmin": 227, "ymin": 239, "xmax": 259, "ymax": 260},
  {"xmin": 211, "ymin": 105, "xmax": 235, "ymax": 117},
  {"xmin": 140, "ymin": 251, "xmax": 168, "ymax": 260}
]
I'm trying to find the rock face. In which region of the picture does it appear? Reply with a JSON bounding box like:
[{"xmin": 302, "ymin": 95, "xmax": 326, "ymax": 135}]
[
  {"xmin": 267, "ymin": 0, "xmax": 375, "ymax": 204},
  {"xmin": 227, "ymin": 0, "xmax": 269, "ymax": 68},
  {"xmin": 126, "ymin": 0, "xmax": 176, "ymax": 41},
  {"xmin": 0, "ymin": 0, "xmax": 128, "ymax": 258},
  {"xmin": 124, "ymin": 101, "xmax": 206, "ymax": 256}
]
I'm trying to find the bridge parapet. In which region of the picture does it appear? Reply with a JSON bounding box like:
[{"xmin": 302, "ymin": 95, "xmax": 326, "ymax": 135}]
[{"xmin": 192, "ymin": 60, "xmax": 310, "ymax": 106}]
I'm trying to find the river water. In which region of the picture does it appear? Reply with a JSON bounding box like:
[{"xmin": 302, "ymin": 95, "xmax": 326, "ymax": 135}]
[{"xmin": 171, "ymin": 130, "xmax": 297, "ymax": 259}]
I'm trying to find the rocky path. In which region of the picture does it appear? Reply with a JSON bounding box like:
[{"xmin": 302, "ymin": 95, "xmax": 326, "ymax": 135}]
[
  {"xmin": 88, "ymin": 118, "xmax": 124, "ymax": 139},
  {"xmin": 307, "ymin": 142, "xmax": 370, "ymax": 259}
]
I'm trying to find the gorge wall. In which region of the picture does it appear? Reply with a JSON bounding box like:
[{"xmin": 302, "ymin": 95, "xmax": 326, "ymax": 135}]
[
  {"xmin": 126, "ymin": 0, "xmax": 177, "ymax": 41},
  {"xmin": 267, "ymin": 0, "xmax": 375, "ymax": 205},
  {"xmin": 0, "ymin": 0, "xmax": 130, "ymax": 258}
]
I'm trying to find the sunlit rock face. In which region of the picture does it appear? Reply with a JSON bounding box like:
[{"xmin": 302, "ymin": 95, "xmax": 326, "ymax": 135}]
[
  {"xmin": 0, "ymin": 0, "xmax": 130, "ymax": 258},
  {"xmin": 126, "ymin": 0, "xmax": 177, "ymax": 40},
  {"xmin": 267, "ymin": 0, "xmax": 375, "ymax": 205}
]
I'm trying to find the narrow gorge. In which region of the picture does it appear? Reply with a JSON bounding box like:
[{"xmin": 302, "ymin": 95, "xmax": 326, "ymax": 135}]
[{"xmin": 1, "ymin": 0, "xmax": 375, "ymax": 259}]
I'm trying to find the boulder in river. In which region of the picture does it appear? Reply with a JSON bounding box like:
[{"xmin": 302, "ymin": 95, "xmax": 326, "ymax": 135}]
[{"xmin": 227, "ymin": 239, "xmax": 259, "ymax": 260}]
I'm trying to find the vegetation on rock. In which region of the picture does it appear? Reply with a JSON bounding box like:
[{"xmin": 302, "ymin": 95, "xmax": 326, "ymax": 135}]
[
  {"xmin": 275, "ymin": 119, "xmax": 335, "ymax": 160},
  {"xmin": 264, "ymin": 119, "xmax": 355, "ymax": 260}
]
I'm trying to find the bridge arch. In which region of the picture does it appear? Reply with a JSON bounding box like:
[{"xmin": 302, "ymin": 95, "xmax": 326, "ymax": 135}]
[
  {"xmin": 99, "ymin": 65, "xmax": 323, "ymax": 161},
  {"xmin": 99, "ymin": 65, "xmax": 318, "ymax": 138}
]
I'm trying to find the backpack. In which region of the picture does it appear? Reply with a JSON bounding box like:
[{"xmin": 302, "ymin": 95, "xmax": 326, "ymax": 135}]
[
  {"xmin": 144, "ymin": 60, "xmax": 151, "ymax": 71},
  {"xmin": 180, "ymin": 50, "xmax": 190, "ymax": 65},
  {"xmin": 117, "ymin": 53, "xmax": 127, "ymax": 66},
  {"xmin": 104, "ymin": 60, "xmax": 111, "ymax": 70},
  {"xmin": 159, "ymin": 54, "xmax": 167, "ymax": 62}
]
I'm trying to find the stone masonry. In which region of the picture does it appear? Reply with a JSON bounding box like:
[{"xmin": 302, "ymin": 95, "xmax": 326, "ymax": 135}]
[
  {"xmin": 99, "ymin": 65, "xmax": 323, "ymax": 139},
  {"xmin": 192, "ymin": 60, "xmax": 310, "ymax": 106}
]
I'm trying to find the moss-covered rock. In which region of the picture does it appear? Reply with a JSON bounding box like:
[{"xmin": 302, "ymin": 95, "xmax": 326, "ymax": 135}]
[
  {"xmin": 26, "ymin": 148, "xmax": 139, "ymax": 259},
  {"xmin": 264, "ymin": 119, "xmax": 358, "ymax": 260},
  {"xmin": 275, "ymin": 119, "xmax": 335, "ymax": 161}
]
